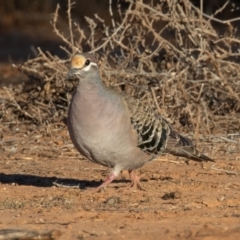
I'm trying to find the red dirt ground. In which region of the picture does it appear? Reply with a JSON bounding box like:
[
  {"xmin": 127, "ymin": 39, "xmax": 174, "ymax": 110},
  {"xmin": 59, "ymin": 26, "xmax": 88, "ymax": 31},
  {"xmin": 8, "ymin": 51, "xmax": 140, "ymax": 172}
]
[{"xmin": 0, "ymin": 119, "xmax": 240, "ymax": 239}]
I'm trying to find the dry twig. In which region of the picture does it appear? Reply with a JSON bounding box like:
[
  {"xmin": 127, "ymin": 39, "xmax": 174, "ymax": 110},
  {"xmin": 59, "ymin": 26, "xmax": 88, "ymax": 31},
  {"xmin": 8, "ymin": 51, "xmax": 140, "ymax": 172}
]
[{"xmin": 1, "ymin": 0, "xmax": 240, "ymax": 158}]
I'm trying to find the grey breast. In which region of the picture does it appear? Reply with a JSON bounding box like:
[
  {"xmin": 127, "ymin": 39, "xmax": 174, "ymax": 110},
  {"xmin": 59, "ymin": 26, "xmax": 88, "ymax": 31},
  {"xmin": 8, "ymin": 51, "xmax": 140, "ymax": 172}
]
[{"xmin": 67, "ymin": 78, "xmax": 149, "ymax": 169}]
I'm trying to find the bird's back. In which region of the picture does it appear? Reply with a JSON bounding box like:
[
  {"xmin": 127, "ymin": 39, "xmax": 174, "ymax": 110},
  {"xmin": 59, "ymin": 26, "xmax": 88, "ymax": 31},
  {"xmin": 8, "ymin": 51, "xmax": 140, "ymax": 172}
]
[{"xmin": 124, "ymin": 94, "xmax": 213, "ymax": 162}]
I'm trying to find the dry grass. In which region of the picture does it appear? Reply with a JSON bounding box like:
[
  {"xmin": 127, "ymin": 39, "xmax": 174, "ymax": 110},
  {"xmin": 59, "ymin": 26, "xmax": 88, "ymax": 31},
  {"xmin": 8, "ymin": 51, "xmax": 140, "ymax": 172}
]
[{"xmin": 1, "ymin": 0, "xmax": 240, "ymax": 157}]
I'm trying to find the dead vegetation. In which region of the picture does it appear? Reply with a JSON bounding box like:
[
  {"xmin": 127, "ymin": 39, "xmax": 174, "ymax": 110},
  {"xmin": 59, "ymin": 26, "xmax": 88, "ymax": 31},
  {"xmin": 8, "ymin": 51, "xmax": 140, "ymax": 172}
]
[
  {"xmin": 0, "ymin": 229, "xmax": 61, "ymax": 240},
  {"xmin": 0, "ymin": 0, "xmax": 240, "ymax": 154}
]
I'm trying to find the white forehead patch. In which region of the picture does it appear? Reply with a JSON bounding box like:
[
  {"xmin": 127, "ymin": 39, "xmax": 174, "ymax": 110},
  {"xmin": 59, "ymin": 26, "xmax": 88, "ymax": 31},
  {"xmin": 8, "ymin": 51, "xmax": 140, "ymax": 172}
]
[{"xmin": 83, "ymin": 62, "xmax": 98, "ymax": 71}]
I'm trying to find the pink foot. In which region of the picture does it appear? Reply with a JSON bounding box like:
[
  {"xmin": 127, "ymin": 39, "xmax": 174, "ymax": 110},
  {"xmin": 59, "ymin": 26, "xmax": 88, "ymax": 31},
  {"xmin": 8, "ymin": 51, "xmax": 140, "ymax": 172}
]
[
  {"xmin": 92, "ymin": 172, "xmax": 116, "ymax": 192},
  {"xmin": 128, "ymin": 170, "xmax": 146, "ymax": 191}
]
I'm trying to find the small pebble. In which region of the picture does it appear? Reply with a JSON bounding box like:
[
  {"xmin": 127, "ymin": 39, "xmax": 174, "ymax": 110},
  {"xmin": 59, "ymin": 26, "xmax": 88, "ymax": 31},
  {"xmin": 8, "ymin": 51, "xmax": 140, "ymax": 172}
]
[{"xmin": 162, "ymin": 191, "xmax": 181, "ymax": 200}]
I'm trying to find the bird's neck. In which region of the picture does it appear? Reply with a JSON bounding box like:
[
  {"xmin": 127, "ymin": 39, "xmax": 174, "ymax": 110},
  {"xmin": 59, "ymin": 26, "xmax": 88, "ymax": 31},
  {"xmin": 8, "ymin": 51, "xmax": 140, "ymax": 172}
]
[
  {"xmin": 69, "ymin": 77, "xmax": 119, "ymax": 124},
  {"xmin": 77, "ymin": 78, "xmax": 106, "ymax": 97}
]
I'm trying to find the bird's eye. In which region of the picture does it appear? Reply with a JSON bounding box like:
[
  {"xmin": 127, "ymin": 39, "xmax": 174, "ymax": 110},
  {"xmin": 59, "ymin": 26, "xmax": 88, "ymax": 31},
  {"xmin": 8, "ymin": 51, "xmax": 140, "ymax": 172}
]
[{"xmin": 85, "ymin": 59, "xmax": 90, "ymax": 66}]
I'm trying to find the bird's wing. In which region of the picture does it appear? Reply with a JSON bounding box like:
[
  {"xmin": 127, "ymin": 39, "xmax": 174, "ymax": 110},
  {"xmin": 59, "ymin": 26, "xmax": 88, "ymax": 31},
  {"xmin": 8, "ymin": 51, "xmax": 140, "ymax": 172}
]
[{"xmin": 124, "ymin": 95, "xmax": 213, "ymax": 162}]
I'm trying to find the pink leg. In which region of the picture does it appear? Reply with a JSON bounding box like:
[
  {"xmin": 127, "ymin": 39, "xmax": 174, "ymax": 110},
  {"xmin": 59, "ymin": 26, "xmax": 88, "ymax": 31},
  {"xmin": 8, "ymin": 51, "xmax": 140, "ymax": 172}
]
[
  {"xmin": 93, "ymin": 171, "xmax": 116, "ymax": 192},
  {"xmin": 128, "ymin": 170, "xmax": 146, "ymax": 190}
]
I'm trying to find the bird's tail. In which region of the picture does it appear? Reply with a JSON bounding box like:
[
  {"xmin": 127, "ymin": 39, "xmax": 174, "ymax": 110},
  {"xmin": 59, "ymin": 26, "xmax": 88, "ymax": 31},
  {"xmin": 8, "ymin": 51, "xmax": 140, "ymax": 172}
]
[
  {"xmin": 166, "ymin": 129, "xmax": 214, "ymax": 162},
  {"xmin": 169, "ymin": 146, "xmax": 214, "ymax": 162}
]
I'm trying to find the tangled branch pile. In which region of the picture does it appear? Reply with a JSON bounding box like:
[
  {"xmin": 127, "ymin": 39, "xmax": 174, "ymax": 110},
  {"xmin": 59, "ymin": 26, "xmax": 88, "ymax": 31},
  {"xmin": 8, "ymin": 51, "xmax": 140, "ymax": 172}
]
[{"xmin": 1, "ymin": 0, "xmax": 240, "ymax": 138}]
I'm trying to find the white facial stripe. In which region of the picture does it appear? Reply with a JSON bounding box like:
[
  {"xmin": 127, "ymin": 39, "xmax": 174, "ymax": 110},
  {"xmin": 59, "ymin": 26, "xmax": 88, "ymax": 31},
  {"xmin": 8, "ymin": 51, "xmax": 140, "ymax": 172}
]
[{"xmin": 82, "ymin": 62, "xmax": 97, "ymax": 71}]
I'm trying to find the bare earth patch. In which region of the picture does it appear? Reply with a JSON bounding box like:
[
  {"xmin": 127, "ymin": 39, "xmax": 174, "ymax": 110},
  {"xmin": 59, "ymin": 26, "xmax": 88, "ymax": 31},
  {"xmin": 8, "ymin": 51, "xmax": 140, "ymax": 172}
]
[{"xmin": 0, "ymin": 126, "xmax": 240, "ymax": 240}]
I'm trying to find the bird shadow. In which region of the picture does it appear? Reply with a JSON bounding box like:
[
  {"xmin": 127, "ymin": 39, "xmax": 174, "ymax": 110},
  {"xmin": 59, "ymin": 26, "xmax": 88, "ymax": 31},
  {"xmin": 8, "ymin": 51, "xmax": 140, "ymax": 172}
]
[{"xmin": 0, "ymin": 173, "xmax": 130, "ymax": 190}]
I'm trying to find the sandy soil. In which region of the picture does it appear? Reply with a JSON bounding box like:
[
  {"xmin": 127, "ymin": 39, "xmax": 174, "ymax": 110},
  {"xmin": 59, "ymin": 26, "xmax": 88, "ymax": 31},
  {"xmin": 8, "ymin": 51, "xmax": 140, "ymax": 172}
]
[{"xmin": 0, "ymin": 122, "xmax": 240, "ymax": 240}]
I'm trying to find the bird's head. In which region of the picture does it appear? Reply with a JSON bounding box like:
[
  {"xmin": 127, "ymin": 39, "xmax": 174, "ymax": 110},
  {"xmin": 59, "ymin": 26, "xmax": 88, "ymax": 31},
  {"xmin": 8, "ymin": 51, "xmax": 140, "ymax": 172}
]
[{"xmin": 67, "ymin": 53, "xmax": 99, "ymax": 80}]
